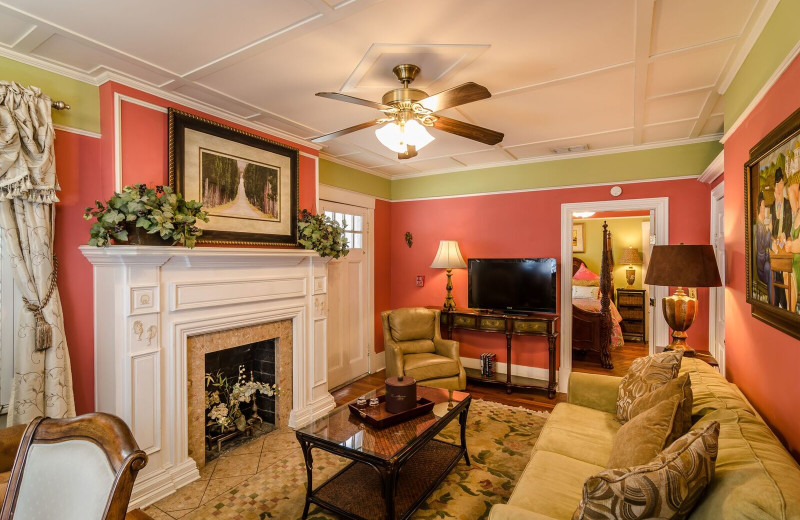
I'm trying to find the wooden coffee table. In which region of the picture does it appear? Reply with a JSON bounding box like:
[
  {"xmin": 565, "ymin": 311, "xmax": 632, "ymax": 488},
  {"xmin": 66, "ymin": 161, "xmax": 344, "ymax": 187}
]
[{"xmin": 294, "ymin": 386, "xmax": 471, "ymax": 520}]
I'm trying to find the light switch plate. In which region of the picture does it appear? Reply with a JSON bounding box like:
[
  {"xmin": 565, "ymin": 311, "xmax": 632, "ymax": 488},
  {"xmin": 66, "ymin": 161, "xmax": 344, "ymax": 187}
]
[{"xmin": 416, "ymin": 275, "xmax": 425, "ymax": 287}]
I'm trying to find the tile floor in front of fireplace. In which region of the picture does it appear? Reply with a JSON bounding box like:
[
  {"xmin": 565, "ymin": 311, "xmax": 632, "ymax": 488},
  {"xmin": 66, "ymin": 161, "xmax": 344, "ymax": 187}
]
[{"xmin": 145, "ymin": 428, "xmax": 302, "ymax": 519}]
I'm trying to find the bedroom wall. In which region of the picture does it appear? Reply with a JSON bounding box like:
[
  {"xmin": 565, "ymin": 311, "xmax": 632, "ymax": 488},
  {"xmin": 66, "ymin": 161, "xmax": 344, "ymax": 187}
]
[
  {"xmin": 390, "ymin": 178, "xmax": 713, "ymax": 371},
  {"xmin": 574, "ymin": 216, "xmax": 650, "ymax": 292}
]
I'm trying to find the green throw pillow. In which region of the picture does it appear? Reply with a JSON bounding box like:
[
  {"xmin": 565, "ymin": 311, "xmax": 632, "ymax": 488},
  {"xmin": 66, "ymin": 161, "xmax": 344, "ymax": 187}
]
[
  {"xmin": 616, "ymin": 350, "xmax": 683, "ymax": 422},
  {"xmin": 607, "ymin": 396, "xmax": 681, "ymax": 468},
  {"xmin": 629, "ymin": 372, "xmax": 693, "ymax": 445},
  {"xmin": 573, "ymin": 421, "xmax": 720, "ymax": 520}
]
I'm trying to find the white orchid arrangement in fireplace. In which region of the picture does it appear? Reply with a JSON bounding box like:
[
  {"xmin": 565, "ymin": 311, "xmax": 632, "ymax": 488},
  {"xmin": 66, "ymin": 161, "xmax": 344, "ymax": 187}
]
[{"xmin": 205, "ymin": 365, "xmax": 277, "ymax": 434}]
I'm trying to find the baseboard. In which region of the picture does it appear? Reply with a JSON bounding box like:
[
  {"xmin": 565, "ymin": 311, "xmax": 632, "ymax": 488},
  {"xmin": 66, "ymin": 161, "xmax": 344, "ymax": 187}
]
[
  {"xmin": 460, "ymin": 357, "xmax": 554, "ymax": 382},
  {"xmin": 371, "ymin": 350, "xmax": 386, "ymax": 372},
  {"xmin": 129, "ymin": 459, "xmax": 200, "ymax": 510}
]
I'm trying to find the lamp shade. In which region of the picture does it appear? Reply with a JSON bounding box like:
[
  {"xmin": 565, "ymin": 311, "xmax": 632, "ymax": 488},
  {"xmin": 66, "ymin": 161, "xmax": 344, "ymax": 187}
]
[
  {"xmin": 430, "ymin": 240, "xmax": 467, "ymax": 269},
  {"xmin": 619, "ymin": 247, "xmax": 643, "ymax": 265},
  {"xmin": 644, "ymin": 244, "xmax": 721, "ymax": 287}
]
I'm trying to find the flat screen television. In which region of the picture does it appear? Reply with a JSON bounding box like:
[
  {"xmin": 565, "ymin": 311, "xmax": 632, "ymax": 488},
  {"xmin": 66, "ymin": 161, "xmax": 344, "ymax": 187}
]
[{"xmin": 468, "ymin": 258, "xmax": 557, "ymax": 313}]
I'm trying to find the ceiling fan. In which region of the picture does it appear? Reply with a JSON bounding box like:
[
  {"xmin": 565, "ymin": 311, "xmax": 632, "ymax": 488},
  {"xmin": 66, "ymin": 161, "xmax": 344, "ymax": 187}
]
[{"xmin": 312, "ymin": 64, "xmax": 504, "ymax": 159}]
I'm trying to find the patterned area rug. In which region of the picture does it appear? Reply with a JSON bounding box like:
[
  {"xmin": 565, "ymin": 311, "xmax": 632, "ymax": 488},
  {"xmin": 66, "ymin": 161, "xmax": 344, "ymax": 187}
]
[{"xmin": 145, "ymin": 399, "xmax": 549, "ymax": 520}]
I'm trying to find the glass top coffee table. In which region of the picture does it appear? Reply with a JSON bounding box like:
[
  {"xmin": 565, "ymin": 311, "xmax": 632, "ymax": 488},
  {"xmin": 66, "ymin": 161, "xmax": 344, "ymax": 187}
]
[{"xmin": 294, "ymin": 386, "xmax": 471, "ymax": 520}]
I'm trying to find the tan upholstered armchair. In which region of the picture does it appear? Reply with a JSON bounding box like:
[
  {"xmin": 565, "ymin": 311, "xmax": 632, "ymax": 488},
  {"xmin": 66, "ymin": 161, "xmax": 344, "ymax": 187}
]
[{"xmin": 381, "ymin": 307, "xmax": 466, "ymax": 390}]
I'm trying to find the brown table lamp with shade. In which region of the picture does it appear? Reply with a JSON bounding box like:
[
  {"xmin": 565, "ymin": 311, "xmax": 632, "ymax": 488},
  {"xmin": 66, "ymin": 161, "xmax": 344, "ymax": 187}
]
[
  {"xmin": 644, "ymin": 244, "xmax": 722, "ymax": 356},
  {"xmin": 619, "ymin": 246, "xmax": 643, "ymax": 288},
  {"xmin": 430, "ymin": 240, "xmax": 467, "ymax": 311}
]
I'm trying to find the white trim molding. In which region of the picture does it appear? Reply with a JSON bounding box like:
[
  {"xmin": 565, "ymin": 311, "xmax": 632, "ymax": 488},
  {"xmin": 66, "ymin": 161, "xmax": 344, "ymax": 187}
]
[
  {"xmin": 698, "ymin": 150, "xmax": 724, "ymax": 184},
  {"xmin": 708, "ymin": 182, "xmax": 726, "ymax": 377},
  {"xmin": 559, "ymin": 197, "xmax": 670, "ymax": 394},
  {"xmin": 52, "ymin": 124, "xmax": 101, "ymax": 139}
]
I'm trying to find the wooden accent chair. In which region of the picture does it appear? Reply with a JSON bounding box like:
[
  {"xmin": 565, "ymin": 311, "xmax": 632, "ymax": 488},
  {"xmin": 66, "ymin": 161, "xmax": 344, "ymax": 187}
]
[
  {"xmin": 382, "ymin": 307, "xmax": 466, "ymax": 390},
  {"xmin": 0, "ymin": 413, "xmax": 150, "ymax": 520}
]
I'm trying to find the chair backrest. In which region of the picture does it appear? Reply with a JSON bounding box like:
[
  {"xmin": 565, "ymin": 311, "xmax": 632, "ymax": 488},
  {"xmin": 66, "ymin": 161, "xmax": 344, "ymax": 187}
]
[
  {"xmin": 0, "ymin": 413, "xmax": 147, "ymax": 520},
  {"xmin": 385, "ymin": 307, "xmax": 439, "ymax": 354}
]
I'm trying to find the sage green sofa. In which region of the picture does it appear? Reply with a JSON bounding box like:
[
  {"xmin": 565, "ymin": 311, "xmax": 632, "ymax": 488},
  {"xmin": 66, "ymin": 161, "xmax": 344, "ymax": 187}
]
[{"xmin": 489, "ymin": 357, "xmax": 800, "ymax": 520}]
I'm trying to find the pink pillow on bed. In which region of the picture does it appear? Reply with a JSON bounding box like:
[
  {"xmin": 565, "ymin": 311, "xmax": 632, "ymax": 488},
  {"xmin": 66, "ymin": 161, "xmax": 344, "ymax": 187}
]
[{"xmin": 573, "ymin": 263, "xmax": 600, "ymax": 281}]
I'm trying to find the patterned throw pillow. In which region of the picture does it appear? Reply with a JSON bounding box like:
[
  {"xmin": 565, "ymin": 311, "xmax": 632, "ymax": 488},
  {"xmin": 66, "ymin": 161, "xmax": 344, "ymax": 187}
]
[
  {"xmin": 629, "ymin": 372, "xmax": 693, "ymax": 445},
  {"xmin": 616, "ymin": 350, "xmax": 683, "ymax": 422},
  {"xmin": 573, "ymin": 421, "xmax": 721, "ymax": 520}
]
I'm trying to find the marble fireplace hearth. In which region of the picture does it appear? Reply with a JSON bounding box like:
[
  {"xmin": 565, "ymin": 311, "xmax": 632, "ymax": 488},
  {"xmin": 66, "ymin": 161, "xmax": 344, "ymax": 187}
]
[{"xmin": 82, "ymin": 246, "xmax": 334, "ymax": 509}]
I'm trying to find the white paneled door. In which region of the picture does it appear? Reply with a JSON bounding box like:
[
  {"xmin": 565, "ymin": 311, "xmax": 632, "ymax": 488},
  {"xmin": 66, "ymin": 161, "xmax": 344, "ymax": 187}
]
[
  {"xmin": 322, "ymin": 201, "xmax": 370, "ymax": 389},
  {"xmin": 709, "ymin": 182, "xmax": 726, "ymax": 375}
]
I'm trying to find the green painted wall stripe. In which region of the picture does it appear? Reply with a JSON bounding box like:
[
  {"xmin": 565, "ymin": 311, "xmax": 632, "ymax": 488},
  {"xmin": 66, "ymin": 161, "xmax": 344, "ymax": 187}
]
[
  {"xmin": 319, "ymin": 158, "xmax": 392, "ymax": 199},
  {"xmin": 390, "ymin": 141, "xmax": 722, "ymax": 200},
  {"xmin": 725, "ymin": 0, "xmax": 800, "ymax": 130},
  {"xmin": 1, "ymin": 56, "xmax": 100, "ymax": 134}
]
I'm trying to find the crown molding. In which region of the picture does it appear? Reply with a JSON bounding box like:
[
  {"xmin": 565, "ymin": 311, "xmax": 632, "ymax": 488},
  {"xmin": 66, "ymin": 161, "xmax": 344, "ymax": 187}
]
[
  {"xmin": 389, "ymin": 134, "xmax": 723, "ymax": 180},
  {"xmin": 698, "ymin": 150, "xmax": 724, "ymax": 183},
  {"xmin": 318, "ymin": 152, "xmax": 393, "ymax": 179},
  {"xmin": 0, "ymin": 45, "xmax": 97, "ymax": 84},
  {"xmin": 721, "ymin": 37, "xmax": 800, "ymax": 144}
]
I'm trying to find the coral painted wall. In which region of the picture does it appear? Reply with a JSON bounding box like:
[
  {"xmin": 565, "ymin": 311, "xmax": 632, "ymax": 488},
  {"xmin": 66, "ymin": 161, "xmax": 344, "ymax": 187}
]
[
  {"xmin": 389, "ymin": 179, "xmax": 713, "ymax": 369},
  {"xmin": 723, "ymin": 53, "xmax": 800, "ymax": 460},
  {"xmin": 373, "ymin": 199, "xmax": 392, "ymax": 354},
  {"xmin": 53, "ymin": 130, "xmax": 102, "ymax": 414}
]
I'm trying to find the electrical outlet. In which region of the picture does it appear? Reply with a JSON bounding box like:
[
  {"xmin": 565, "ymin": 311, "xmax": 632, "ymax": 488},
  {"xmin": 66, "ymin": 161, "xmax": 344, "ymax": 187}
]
[
  {"xmin": 416, "ymin": 275, "xmax": 425, "ymax": 287},
  {"xmin": 688, "ymin": 288, "xmax": 698, "ymax": 299}
]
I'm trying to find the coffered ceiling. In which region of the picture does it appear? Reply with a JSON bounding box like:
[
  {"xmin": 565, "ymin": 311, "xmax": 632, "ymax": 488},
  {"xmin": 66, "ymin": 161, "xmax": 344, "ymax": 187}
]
[{"xmin": 0, "ymin": 0, "xmax": 776, "ymax": 178}]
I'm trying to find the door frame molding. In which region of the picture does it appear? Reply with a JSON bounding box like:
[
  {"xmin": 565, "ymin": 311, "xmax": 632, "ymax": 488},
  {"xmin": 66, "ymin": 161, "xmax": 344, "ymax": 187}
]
[
  {"xmin": 318, "ymin": 184, "xmax": 380, "ymax": 374},
  {"xmin": 708, "ymin": 181, "xmax": 726, "ymax": 376},
  {"xmin": 560, "ymin": 197, "xmax": 669, "ymax": 393}
]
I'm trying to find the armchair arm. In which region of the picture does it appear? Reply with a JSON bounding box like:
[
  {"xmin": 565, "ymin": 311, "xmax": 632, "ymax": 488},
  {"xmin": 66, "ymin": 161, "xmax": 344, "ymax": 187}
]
[
  {"xmin": 489, "ymin": 504, "xmax": 558, "ymax": 520},
  {"xmin": 567, "ymin": 372, "xmax": 623, "ymax": 414},
  {"xmin": 0, "ymin": 424, "xmax": 26, "ymax": 474},
  {"xmin": 433, "ymin": 338, "xmax": 460, "ymax": 361},
  {"xmin": 384, "ymin": 341, "xmax": 405, "ymax": 379}
]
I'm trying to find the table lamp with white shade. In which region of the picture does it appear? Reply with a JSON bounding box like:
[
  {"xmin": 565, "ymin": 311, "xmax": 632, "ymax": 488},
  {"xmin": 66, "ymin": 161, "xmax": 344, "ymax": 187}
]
[{"xmin": 430, "ymin": 240, "xmax": 467, "ymax": 311}]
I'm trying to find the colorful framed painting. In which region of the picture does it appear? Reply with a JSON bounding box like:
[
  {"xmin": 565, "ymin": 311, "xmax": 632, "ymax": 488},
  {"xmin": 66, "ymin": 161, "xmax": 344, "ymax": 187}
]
[
  {"xmin": 572, "ymin": 223, "xmax": 585, "ymax": 253},
  {"xmin": 168, "ymin": 108, "xmax": 298, "ymax": 246},
  {"xmin": 744, "ymin": 105, "xmax": 800, "ymax": 340}
]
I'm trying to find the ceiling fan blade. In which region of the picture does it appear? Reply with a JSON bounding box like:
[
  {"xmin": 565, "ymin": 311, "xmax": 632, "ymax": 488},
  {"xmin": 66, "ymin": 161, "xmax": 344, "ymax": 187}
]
[
  {"xmin": 311, "ymin": 120, "xmax": 382, "ymax": 143},
  {"xmin": 433, "ymin": 116, "xmax": 504, "ymax": 145},
  {"xmin": 316, "ymin": 92, "xmax": 391, "ymax": 111},
  {"xmin": 416, "ymin": 82, "xmax": 491, "ymax": 113}
]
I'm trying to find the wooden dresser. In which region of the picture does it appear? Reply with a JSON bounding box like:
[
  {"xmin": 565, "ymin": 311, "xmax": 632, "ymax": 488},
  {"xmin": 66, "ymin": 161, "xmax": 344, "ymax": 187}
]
[
  {"xmin": 616, "ymin": 288, "xmax": 646, "ymax": 342},
  {"xmin": 435, "ymin": 308, "xmax": 559, "ymax": 398}
]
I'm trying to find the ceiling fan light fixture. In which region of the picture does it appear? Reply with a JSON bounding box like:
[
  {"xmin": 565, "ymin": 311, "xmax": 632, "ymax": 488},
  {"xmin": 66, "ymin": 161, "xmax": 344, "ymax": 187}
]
[{"xmin": 375, "ymin": 119, "xmax": 435, "ymax": 154}]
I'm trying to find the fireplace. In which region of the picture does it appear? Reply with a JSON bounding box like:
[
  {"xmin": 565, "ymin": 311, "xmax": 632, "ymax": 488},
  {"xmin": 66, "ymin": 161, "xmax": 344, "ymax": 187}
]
[
  {"xmin": 81, "ymin": 246, "xmax": 335, "ymax": 508},
  {"xmin": 186, "ymin": 321, "xmax": 292, "ymax": 468}
]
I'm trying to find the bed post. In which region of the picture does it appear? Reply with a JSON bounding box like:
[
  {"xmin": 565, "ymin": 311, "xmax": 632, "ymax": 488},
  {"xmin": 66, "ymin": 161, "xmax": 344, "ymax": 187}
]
[{"xmin": 599, "ymin": 221, "xmax": 614, "ymax": 369}]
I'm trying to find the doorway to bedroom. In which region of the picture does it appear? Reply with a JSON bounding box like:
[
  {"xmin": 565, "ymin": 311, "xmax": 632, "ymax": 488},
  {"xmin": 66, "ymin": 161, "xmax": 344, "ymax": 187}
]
[{"xmin": 559, "ymin": 197, "xmax": 670, "ymax": 393}]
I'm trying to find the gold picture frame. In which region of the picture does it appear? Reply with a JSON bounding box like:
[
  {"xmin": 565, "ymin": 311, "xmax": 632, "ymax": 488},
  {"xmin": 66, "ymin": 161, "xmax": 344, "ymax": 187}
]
[{"xmin": 572, "ymin": 223, "xmax": 585, "ymax": 253}]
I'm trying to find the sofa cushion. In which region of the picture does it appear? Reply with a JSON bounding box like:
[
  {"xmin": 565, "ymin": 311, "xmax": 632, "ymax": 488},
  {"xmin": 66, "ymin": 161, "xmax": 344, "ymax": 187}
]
[
  {"xmin": 689, "ymin": 408, "xmax": 800, "ymax": 520},
  {"xmin": 629, "ymin": 372, "xmax": 693, "ymax": 445},
  {"xmin": 607, "ymin": 396, "xmax": 681, "ymax": 468},
  {"xmin": 534, "ymin": 403, "xmax": 621, "ymax": 467},
  {"xmin": 507, "ymin": 449, "xmax": 603, "ymax": 520},
  {"xmin": 679, "ymin": 358, "xmax": 754, "ymax": 420},
  {"xmin": 617, "ymin": 350, "xmax": 683, "ymax": 421},
  {"xmin": 403, "ymin": 353, "xmax": 459, "ymax": 381},
  {"xmin": 396, "ymin": 339, "xmax": 436, "ymax": 355},
  {"xmin": 573, "ymin": 421, "xmax": 720, "ymax": 520},
  {"xmin": 388, "ymin": 308, "xmax": 435, "ymax": 342}
]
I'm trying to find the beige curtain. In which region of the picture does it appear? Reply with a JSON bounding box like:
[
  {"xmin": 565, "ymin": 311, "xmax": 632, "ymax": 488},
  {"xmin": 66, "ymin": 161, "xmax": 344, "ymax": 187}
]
[{"xmin": 0, "ymin": 81, "xmax": 75, "ymax": 424}]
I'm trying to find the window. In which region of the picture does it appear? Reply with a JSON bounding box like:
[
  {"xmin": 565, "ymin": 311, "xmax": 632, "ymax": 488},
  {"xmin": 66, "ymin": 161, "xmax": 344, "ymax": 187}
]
[
  {"xmin": 324, "ymin": 210, "xmax": 364, "ymax": 249},
  {"xmin": 0, "ymin": 237, "xmax": 18, "ymax": 417}
]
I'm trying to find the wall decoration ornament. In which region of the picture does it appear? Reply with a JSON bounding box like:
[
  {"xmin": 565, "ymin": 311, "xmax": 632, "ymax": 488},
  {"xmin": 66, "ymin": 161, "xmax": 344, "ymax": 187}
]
[
  {"xmin": 168, "ymin": 108, "xmax": 299, "ymax": 246},
  {"xmin": 146, "ymin": 325, "xmax": 157, "ymax": 346},
  {"xmin": 133, "ymin": 320, "xmax": 144, "ymax": 341},
  {"xmin": 405, "ymin": 231, "xmax": 413, "ymax": 248},
  {"xmin": 745, "ymin": 105, "xmax": 800, "ymax": 340}
]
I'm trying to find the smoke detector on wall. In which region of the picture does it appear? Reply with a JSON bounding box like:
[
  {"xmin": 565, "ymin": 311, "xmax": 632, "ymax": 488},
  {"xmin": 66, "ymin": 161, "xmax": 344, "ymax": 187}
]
[{"xmin": 552, "ymin": 144, "xmax": 589, "ymax": 154}]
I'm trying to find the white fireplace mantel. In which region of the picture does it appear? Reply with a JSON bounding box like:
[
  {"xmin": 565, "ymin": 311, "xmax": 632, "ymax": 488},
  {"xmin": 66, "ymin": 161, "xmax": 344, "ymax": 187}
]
[{"xmin": 80, "ymin": 245, "xmax": 335, "ymax": 508}]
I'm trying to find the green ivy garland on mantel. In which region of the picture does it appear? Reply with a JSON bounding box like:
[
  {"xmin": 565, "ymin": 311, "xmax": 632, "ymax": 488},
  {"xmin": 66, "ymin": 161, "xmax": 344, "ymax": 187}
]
[{"xmin": 297, "ymin": 209, "xmax": 350, "ymax": 259}]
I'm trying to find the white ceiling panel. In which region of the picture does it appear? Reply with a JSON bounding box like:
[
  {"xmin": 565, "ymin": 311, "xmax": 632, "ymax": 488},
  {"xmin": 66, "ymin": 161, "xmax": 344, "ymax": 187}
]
[
  {"xmin": 642, "ymin": 120, "xmax": 695, "ymax": 143},
  {"xmin": 647, "ymin": 40, "xmax": 735, "ymax": 97},
  {"xmin": 651, "ymin": 0, "xmax": 756, "ymax": 55},
  {"xmin": 2, "ymin": 0, "xmax": 320, "ymax": 75},
  {"xmin": 507, "ymin": 129, "xmax": 634, "ymax": 159},
  {"xmin": 700, "ymin": 114, "xmax": 724, "ymax": 136},
  {"xmin": 0, "ymin": 10, "xmax": 34, "ymax": 46},
  {"xmin": 462, "ymin": 65, "xmax": 635, "ymax": 147},
  {"xmin": 710, "ymin": 95, "xmax": 724, "ymax": 116},
  {"xmin": 644, "ymin": 89, "xmax": 710, "ymax": 125},
  {"xmin": 0, "ymin": 0, "xmax": 772, "ymax": 177}
]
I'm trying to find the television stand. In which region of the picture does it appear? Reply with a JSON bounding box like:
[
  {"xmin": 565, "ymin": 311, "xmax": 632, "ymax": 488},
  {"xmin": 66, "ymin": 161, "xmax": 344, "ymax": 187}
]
[{"xmin": 434, "ymin": 307, "xmax": 559, "ymax": 398}]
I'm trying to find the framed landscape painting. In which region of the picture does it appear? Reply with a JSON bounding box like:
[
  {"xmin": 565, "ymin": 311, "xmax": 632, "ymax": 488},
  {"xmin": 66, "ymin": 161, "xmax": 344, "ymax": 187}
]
[
  {"xmin": 744, "ymin": 105, "xmax": 800, "ymax": 340},
  {"xmin": 168, "ymin": 108, "xmax": 298, "ymax": 246},
  {"xmin": 572, "ymin": 223, "xmax": 585, "ymax": 253}
]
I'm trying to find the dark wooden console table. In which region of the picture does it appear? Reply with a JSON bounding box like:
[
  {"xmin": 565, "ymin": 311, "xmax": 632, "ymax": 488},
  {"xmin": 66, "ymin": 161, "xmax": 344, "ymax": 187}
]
[{"xmin": 436, "ymin": 308, "xmax": 559, "ymax": 398}]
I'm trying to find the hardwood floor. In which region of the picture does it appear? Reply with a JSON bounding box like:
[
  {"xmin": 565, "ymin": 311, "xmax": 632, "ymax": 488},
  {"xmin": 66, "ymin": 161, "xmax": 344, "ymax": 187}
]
[
  {"xmin": 333, "ymin": 342, "xmax": 647, "ymax": 413},
  {"xmin": 332, "ymin": 370, "xmax": 567, "ymax": 413},
  {"xmin": 572, "ymin": 341, "xmax": 648, "ymax": 377}
]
